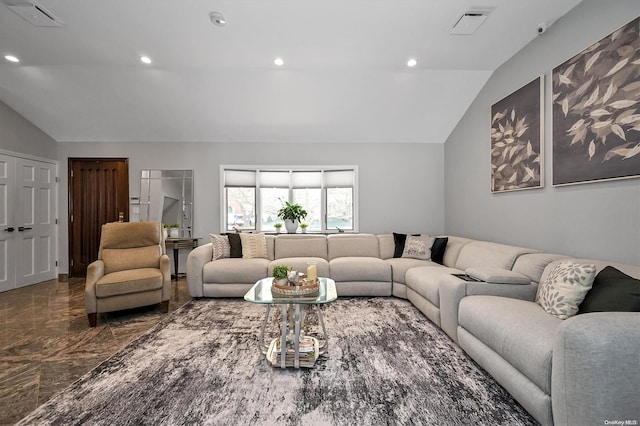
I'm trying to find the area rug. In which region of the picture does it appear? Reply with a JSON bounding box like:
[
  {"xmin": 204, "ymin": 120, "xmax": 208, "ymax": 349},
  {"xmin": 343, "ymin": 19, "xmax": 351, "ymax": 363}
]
[{"xmin": 18, "ymin": 298, "xmax": 536, "ymax": 425}]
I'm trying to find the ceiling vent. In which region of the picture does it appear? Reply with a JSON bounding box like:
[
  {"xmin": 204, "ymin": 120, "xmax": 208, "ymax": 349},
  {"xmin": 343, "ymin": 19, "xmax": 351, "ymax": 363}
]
[
  {"xmin": 6, "ymin": 2, "xmax": 63, "ymax": 27},
  {"xmin": 449, "ymin": 9, "xmax": 492, "ymax": 35}
]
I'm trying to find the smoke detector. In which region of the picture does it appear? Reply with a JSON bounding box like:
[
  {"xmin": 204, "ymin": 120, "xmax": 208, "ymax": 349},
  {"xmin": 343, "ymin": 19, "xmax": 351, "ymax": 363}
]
[
  {"xmin": 6, "ymin": 1, "xmax": 63, "ymax": 27},
  {"xmin": 449, "ymin": 9, "xmax": 493, "ymax": 35}
]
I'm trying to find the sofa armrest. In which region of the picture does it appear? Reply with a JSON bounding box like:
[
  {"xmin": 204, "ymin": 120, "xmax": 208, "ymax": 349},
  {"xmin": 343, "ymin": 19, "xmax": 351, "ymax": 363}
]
[
  {"xmin": 439, "ymin": 278, "xmax": 538, "ymax": 343},
  {"xmin": 552, "ymin": 312, "xmax": 640, "ymax": 426},
  {"xmin": 187, "ymin": 243, "xmax": 213, "ymax": 297},
  {"xmin": 85, "ymin": 259, "xmax": 105, "ymax": 314}
]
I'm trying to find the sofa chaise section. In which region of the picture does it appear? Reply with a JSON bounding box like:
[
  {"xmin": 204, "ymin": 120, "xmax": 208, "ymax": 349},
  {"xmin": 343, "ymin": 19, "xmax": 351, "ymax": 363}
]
[{"xmin": 457, "ymin": 259, "xmax": 640, "ymax": 426}]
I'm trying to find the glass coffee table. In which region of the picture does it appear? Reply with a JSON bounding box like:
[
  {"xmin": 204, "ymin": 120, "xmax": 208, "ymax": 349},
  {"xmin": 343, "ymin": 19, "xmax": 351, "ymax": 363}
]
[{"xmin": 244, "ymin": 277, "xmax": 338, "ymax": 369}]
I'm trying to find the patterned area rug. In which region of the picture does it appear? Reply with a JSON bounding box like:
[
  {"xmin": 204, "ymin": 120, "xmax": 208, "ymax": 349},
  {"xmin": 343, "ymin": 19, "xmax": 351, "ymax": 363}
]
[{"xmin": 17, "ymin": 298, "xmax": 536, "ymax": 425}]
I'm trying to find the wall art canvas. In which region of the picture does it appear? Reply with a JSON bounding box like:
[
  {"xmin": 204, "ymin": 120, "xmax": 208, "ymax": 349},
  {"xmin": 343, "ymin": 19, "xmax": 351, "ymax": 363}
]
[
  {"xmin": 490, "ymin": 76, "xmax": 543, "ymax": 193},
  {"xmin": 552, "ymin": 17, "xmax": 640, "ymax": 186}
]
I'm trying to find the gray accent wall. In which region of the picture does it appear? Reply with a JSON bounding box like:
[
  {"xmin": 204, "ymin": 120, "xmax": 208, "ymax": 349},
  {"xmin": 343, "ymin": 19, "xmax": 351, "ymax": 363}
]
[
  {"xmin": 57, "ymin": 141, "xmax": 444, "ymax": 274},
  {"xmin": 0, "ymin": 100, "xmax": 57, "ymax": 160},
  {"xmin": 444, "ymin": 0, "xmax": 640, "ymax": 266}
]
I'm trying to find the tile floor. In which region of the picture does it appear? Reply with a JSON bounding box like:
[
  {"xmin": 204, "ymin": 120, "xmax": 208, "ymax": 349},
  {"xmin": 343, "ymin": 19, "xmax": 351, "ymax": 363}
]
[{"xmin": 0, "ymin": 277, "xmax": 191, "ymax": 425}]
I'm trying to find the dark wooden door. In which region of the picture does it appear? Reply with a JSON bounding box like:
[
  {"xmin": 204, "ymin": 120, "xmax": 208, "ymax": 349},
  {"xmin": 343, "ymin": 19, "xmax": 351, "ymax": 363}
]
[{"xmin": 69, "ymin": 158, "xmax": 129, "ymax": 277}]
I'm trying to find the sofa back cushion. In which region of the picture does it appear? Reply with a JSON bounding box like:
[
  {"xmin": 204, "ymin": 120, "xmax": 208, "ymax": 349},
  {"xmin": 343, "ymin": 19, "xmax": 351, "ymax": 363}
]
[
  {"xmin": 512, "ymin": 253, "xmax": 568, "ymax": 284},
  {"xmin": 327, "ymin": 234, "xmax": 380, "ymax": 260},
  {"xmin": 377, "ymin": 234, "xmax": 395, "ymax": 260},
  {"xmin": 442, "ymin": 236, "xmax": 473, "ymax": 268},
  {"xmin": 541, "ymin": 258, "xmax": 640, "ymax": 283},
  {"xmin": 455, "ymin": 241, "xmax": 537, "ymax": 271},
  {"xmin": 274, "ymin": 235, "xmax": 327, "ymax": 259}
]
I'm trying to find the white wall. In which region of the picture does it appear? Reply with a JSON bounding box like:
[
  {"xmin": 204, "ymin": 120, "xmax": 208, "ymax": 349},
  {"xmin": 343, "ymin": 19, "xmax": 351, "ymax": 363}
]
[
  {"xmin": 445, "ymin": 0, "xmax": 640, "ymax": 265},
  {"xmin": 57, "ymin": 141, "xmax": 444, "ymax": 274},
  {"xmin": 0, "ymin": 100, "xmax": 57, "ymax": 160}
]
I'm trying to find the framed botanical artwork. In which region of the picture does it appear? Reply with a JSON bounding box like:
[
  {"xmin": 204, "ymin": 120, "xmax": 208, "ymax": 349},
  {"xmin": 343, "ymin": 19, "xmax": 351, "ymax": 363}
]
[
  {"xmin": 490, "ymin": 76, "xmax": 544, "ymax": 193},
  {"xmin": 552, "ymin": 17, "xmax": 640, "ymax": 186}
]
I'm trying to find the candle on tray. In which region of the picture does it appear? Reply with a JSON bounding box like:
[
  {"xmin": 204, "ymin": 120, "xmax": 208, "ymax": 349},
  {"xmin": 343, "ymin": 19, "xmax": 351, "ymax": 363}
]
[{"xmin": 306, "ymin": 264, "xmax": 317, "ymax": 282}]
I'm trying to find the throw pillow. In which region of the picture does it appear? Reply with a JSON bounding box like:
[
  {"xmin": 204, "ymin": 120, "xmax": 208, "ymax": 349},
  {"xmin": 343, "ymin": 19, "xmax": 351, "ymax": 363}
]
[
  {"xmin": 227, "ymin": 233, "xmax": 243, "ymax": 258},
  {"xmin": 209, "ymin": 234, "xmax": 231, "ymax": 260},
  {"xmin": 578, "ymin": 266, "xmax": 640, "ymax": 314},
  {"xmin": 401, "ymin": 235, "xmax": 435, "ymax": 260},
  {"xmin": 536, "ymin": 261, "xmax": 597, "ymax": 319},
  {"xmin": 239, "ymin": 233, "xmax": 268, "ymax": 259},
  {"xmin": 431, "ymin": 237, "xmax": 448, "ymax": 265},
  {"xmin": 393, "ymin": 233, "xmax": 420, "ymax": 258}
]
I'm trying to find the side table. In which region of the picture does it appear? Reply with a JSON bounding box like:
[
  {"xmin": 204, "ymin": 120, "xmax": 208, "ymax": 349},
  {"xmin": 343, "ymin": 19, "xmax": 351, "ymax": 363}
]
[{"xmin": 165, "ymin": 237, "xmax": 199, "ymax": 280}]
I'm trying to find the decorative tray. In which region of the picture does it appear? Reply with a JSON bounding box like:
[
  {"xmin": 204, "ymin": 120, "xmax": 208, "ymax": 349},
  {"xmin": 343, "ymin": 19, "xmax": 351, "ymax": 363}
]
[{"xmin": 271, "ymin": 278, "xmax": 319, "ymax": 296}]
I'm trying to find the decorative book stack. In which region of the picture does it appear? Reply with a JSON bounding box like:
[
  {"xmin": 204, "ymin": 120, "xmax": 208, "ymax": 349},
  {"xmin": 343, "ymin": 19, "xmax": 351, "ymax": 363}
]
[{"xmin": 267, "ymin": 336, "xmax": 319, "ymax": 368}]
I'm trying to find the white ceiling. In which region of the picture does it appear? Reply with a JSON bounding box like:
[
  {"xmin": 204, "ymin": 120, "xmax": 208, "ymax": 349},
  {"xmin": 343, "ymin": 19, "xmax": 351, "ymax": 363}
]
[{"xmin": 0, "ymin": 0, "xmax": 582, "ymax": 144}]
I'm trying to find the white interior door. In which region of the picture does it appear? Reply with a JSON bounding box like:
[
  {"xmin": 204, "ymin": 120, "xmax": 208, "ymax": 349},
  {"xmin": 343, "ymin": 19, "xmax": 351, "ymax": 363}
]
[
  {"xmin": 0, "ymin": 153, "xmax": 57, "ymax": 292},
  {"xmin": 15, "ymin": 158, "xmax": 57, "ymax": 288},
  {"xmin": 0, "ymin": 154, "xmax": 17, "ymax": 292}
]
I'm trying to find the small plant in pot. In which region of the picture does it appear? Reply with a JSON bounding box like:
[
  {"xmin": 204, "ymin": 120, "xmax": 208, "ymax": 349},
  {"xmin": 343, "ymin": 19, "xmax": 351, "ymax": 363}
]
[
  {"xmin": 277, "ymin": 199, "xmax": 308, "ymax": 233},
  {"xmin": 272, "ymin": 265, "xmax": 290, "ymax": 285},
  {"xmin": 274, "ymin": 222, "xmax": 283, "ymax": 233},
  {"xmin": 300, "ymin": 223, "xmax": 309, "ymax": 233}
]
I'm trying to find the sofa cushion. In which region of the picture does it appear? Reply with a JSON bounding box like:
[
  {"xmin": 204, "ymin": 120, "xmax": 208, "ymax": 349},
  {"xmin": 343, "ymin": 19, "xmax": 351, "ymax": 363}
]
[
  {"xmin": 512, "ymin": 253, "xmax": 568, "ymax": 284},
  {"xmin": 578, "ymin": 266, "xmax": 640, "ymax": 314},
  {"xmin": 441, "ymin": 236, "xmax": 473, "ymax": 268},
  {"xmin": 459, "ymin": 295, "xmax": 562, "ymax": 395},
  {"xmin": 402, "ymin": 235, "xmax": 435, "ymax": 260},
  {"xmin": 203, "ymin": 258, "xmax": 269, "ymax": 284},
  {"xmin": 329, "ymin": 257, "xmax": 391, "ymax": 282},
  {"xmin": 269, "ymin": 258, "xmax": 330, "ymax": 278},
  {"xmin": 327, "ymin": 234, "xmax": 380, "ymax": 260},
  {"xmin": 536, "ymin": 261, "xmax": 596, "ymax": 319},
  {"xmin": 385, "ymin": 258, "xmax": 437, "ymax": 284},
  {"xmin": 455, "ymin": 241, "xmax": 537, "ymax": 271},
  {"xmin": 96, "ymin": 268, "xmax": 163, "ymax": 298},
  {"xmin": 377, "ymin": 234, "xmax": 395, "ymax": 260},
  {"xmin": 274, "ymin": 235, "xmax": 327, "ymax": 259},
  {"xmin": 406, "ymin": 266, "xmax": 463, "ymax": 306}
]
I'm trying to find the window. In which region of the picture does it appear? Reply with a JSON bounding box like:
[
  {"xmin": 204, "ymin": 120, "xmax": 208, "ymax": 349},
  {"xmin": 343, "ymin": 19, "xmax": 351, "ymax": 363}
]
[{"xmin": 221, "ymin": 166, "xmax": 357, "ymax": 233}]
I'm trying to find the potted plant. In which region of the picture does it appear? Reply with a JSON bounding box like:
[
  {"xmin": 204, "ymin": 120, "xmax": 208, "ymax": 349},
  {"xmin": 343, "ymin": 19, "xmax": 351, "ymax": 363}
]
[
  {"xmin": 300, "ymin": 223, "xmax": 309, "ymax": 233},
  {"xmin": 277, "ymin": 200, "xmax": 308, "ymax": 233},
  {"xmin": 274, "ymin": 222, "xmax": 283, "ymax": 234},
  {"xmin": 272, "ymin": 265, "xmax": 290, "ymax": 285},
  {"xmin": 164, "ymin": 223, "xmax": 180, "ymax": 238}
]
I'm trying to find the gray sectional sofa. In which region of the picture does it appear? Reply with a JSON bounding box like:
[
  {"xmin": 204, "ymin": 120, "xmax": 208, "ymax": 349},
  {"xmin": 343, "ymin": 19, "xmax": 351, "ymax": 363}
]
[{"xmin": 187, "ymin": 233, "xmax": 640, "ymax": 426}]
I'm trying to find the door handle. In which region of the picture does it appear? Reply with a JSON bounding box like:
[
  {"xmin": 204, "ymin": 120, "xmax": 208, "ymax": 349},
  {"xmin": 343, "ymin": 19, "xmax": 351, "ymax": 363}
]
[
  {"xmin": 3, "ymin": 227, "xmax": 14, "ymax": 232},
  {"xmin": 18, "ymin": 226, "xmax": 32, "ymax": 231}
]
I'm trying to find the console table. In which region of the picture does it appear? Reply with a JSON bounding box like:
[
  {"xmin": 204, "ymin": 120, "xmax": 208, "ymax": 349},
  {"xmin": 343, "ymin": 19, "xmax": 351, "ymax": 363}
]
[{"xmin": 165, "ymin": 237, "xmax": 199, "ymax": 280}]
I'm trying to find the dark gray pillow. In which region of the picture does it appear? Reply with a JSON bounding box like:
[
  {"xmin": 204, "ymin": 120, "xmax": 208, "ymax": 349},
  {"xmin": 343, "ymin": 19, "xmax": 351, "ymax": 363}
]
[
  {"xmin": 226, "ymin": 233, "xmax": 243, "ymax": 258},
  {"xmin": 578, "ymin": 266, "xmax": 640, "ymax": 314},
  {"xmin": 431, "ymin": 237, "xmax": 448, "ymax": 265}
]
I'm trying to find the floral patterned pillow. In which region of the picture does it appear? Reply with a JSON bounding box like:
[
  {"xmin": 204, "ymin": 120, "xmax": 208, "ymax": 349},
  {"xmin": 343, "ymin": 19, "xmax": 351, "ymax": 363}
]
[{"xmin": 536, "ymin": 261, "xmax": 597, "ymax": 319}]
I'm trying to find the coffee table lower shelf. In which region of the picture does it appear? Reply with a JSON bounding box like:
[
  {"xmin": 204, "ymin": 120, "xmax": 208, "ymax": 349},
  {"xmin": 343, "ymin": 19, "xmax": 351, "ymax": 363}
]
[{"xmin": 266, "ymin": 336, "xmax": 320, "ymax": 368}]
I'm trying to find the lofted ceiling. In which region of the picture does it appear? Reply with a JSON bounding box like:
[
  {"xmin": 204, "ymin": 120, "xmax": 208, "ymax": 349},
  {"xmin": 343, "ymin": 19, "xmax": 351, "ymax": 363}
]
[{"xmin": 0, "ymin": 0, "xmax": 582, "ymax": 144}]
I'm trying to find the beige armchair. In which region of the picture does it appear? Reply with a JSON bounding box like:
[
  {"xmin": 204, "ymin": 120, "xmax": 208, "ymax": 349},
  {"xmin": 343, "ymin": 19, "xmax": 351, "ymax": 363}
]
[{"xmin": 85, "ymin": 221, "xmax": 171, "ymax": 327}]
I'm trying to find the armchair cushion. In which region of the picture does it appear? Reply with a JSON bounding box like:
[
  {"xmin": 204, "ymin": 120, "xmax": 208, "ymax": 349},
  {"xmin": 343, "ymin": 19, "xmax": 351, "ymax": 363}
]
[
  {"xmin": 102, "ymin": 246, "xmax": 162, "ymax": 274},
  {"xmin": 95, "ymin": 268, "xmax": 164, "ymax": 298}
]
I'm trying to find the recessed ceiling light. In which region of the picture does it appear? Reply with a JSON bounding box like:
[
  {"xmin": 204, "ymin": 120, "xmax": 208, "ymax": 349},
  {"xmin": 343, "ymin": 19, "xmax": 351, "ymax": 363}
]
[
  {"xmin": 407, "ymin": 58, "xmax": 417, "ymax": 67},
  {"xmin": 5, "ymin": 55, "xmax": 20, "ymax": 63},
  {"xmin": 274, "ymin": 57, "xmax": 284, "ymax": 66},
  {"xmin": 210, "ymin": 11, "xmax": 226, "ymax": 26},
  {"xmin": 140, "ymin": 56, "xmax": 152, "ymax": 64}
]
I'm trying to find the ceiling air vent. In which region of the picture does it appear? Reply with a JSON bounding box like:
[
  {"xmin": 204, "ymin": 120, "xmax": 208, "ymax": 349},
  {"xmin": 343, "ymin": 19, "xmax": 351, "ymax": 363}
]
[
  {"xmin": 449, "ymin": 9, "xmax": 492, "ymax": 35},
  {"xmin": 6, "ymin": 2, "xmax": 63, "ymax": 27}
]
